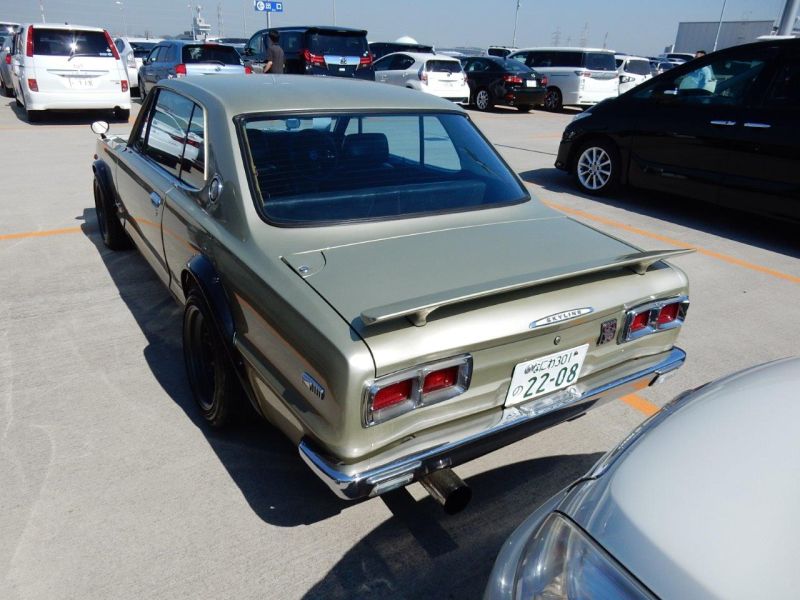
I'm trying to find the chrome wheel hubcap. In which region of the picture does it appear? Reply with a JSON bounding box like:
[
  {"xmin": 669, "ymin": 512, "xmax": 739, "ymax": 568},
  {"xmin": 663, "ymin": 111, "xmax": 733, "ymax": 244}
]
[
  {"xmin": 476, "ymin": 91, "xmax": 489, "ymax": 110},
  {"xmin": 577, "ymin": 147, "xmax": 612, "ymax": 190}
]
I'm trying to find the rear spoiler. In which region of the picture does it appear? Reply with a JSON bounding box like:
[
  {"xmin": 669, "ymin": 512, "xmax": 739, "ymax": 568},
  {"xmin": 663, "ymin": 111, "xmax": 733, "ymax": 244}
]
[{"xmin": 361, "ymin": 248, "xmax": 694, "ymax": 327}]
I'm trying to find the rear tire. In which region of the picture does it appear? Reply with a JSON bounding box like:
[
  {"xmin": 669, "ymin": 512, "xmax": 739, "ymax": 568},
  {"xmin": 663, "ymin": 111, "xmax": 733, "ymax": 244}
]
[
  {"xmin": 15, "ymin": 93, "xmax": 22, "ymax": 107},
  {"xmin": 517, "ymin": 104, "xmax": 532, "ymax": 113},
  {"xmin": 544, "ymin": 87, "xmax": 563, "ymax": 112},
  {"xmin": 183, "ymin": 291, "xmax": 242, "ymax": 428},
  {"xmin": 573, "ymin": 139, "xmax": 620, "ymax": 196},
  {"xmin": 474, "ymin": 88, "xmax": 493, "ymax": 111},
  {"xmin": 94, "ymin": 177, "xmax": 132, "ymax": 250}
]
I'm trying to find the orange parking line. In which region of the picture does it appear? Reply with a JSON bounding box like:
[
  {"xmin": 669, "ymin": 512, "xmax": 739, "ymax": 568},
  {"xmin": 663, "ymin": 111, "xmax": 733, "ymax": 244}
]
[
  {"xmin": 621, "ymin": 393, "xmax": 660, "ymax": 416},
  {"xmin": 0, "ymin": 226, "xmax": 83, "ymax": 241},
  {"xmin": 543, "ymin": 200, "xmax": 800, "ymax": 285}
]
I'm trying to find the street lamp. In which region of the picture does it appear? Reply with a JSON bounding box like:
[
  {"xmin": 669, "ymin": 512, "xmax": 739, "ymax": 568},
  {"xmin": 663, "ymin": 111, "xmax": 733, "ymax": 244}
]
[
  {"xmin": 512, "ymin": 0, "xmax": 521, "ymax": 47},
  {"xmin": 712, "ymin": 0, "xmax": 727, "ymax": 51},
  {"xmin": 115, "ymin": 1, "xmax": 128, "ymax": 37}
]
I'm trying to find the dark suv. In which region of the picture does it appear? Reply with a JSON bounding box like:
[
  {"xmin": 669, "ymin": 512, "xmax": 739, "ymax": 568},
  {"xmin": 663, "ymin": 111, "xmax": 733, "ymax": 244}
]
[{"xmin": 243, "ymin": 26, "xmax": 374, "ymax": 80}]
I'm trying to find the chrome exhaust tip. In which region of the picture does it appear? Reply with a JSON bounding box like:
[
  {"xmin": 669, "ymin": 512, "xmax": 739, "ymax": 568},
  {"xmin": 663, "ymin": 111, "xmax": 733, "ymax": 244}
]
[{"xmin": 420, "ymin": 468, "xmax": 471, "ymax": 514}]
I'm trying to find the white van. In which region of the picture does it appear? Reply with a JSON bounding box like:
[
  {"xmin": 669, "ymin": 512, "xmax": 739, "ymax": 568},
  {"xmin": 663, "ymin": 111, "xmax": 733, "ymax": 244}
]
[
  {"xmin": 615, "ymin": 54, "xmax": 652, "ymax": 94},
  {"xmin": 11, "ymin": 23, "xmax": 131, "ymax": 122},
  {"xmin": 508, "ymin": 47, "xmax": 619, "ymax": 111}
]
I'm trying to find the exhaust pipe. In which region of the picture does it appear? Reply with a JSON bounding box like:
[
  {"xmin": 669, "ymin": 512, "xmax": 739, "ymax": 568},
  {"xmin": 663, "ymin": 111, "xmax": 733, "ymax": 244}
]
[{"xmin": 420, "ymin": 468, "xmax": 472, "ymax": 514}]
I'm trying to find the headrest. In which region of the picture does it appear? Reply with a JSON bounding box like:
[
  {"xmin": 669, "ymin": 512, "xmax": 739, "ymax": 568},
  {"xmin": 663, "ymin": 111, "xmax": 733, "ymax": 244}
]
[{"xmin": 342, "ymin": 133, "xmax": 389, "ymax": 164}]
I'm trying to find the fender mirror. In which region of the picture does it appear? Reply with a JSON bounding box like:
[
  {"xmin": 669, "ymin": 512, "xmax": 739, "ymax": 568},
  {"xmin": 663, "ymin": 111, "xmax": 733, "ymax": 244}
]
[{"xmin": 91, "ymin": 120, "xmax": 110, "ymax": 137}]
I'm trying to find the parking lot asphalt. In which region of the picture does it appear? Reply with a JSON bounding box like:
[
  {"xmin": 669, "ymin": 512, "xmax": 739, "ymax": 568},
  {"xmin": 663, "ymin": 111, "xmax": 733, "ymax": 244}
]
[{"xmin": 1, "ymin": 96, "xmax": 798, "ymax": 600}]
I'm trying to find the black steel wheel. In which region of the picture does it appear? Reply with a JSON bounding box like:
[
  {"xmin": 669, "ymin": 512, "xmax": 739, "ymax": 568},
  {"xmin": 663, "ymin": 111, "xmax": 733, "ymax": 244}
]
[
  {"xmin": 183, "ymin": 291, "xmax": 241, "ymax": 428},
  {"xmin": 93, "ymin": 177, "xmax": 131, "ymax": 250}
]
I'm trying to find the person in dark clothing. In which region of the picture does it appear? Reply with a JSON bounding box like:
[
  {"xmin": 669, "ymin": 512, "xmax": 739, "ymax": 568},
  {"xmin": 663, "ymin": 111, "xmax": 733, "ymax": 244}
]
[{"xmin": 265, "ymin": 29, "xmax": 285, "ymax": 74}]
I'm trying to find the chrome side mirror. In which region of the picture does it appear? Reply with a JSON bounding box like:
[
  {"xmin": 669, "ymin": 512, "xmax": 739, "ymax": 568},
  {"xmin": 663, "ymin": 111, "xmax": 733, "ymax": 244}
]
[{"xmin": 91, "ymin": 120, "xmax": 110, "ymax": 138}]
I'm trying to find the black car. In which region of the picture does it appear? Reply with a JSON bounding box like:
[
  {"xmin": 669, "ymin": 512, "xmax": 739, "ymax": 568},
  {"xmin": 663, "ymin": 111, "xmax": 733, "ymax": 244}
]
[
  {"xmin": 243, "ymin": 26, "xmax": 374, "ymax": 80},
  {"xmin": 460, "ymin": 56, "xmax": 547, "ymax": 112},
  {"xmin": 556, "ymin": 38, "xmax": 800, "ymax": 221}
]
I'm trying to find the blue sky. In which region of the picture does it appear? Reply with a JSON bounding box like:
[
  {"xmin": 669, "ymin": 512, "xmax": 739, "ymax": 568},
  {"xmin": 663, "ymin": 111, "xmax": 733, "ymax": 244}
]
[{"xmin": 2, "ymin": 0, "xmax": 787, "ymax": 55}]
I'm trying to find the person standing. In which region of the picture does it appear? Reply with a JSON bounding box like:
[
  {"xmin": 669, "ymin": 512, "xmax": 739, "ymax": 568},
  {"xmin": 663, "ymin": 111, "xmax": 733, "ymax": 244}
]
[{"xmin": 264, "ymin": 29, "xmax": 285, "ymax": 74}]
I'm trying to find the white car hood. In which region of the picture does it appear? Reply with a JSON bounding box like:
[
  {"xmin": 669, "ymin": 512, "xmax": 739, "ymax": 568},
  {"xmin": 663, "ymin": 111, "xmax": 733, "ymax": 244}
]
[{"xmin": 568, "ymin": 358, "xmax": 800, "ymax": 600}]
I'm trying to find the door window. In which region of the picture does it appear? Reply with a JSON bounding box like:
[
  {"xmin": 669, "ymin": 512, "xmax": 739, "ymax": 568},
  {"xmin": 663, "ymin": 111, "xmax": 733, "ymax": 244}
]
[
  {"xmin": 373, "ymin": 55, "xmax": 393, "ymax": 71},
  {"xmin": 280, "ymin": 31, "xmax": 302, "ymax": 54},
  {"xmin": 637, "ymin": 54, "xmax": 769, "ymax": 106},
  {"xmin": 180, "ymin": 105, "xmax": 206, "ymax": 189},
  {"xmin": 146, "ymin": 46, "xmax": 161, "ymax": 64},
  {"xmin": 389, "ymin": 54, "xmax": 415, "ymax": 71},
  {"xmin": 764, "ymin": 59, "xmax": 800, "ymax": 109},
  {"xmin": 245, "ymin": 33, "xmax": 264, "ymax": 58},
  {"xmin": 144, "ymin": 89, "xmax": 195, "ymax": 178},
  {"xmin": 509, "ymin": 51, "xmax": 528, "ymax": 64}
]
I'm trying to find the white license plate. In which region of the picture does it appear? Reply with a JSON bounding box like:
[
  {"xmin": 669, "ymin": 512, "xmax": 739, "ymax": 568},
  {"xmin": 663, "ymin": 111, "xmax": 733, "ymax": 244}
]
[
  {"xmin": 505, "ymin": 344, "xmax": 589, "ymax": 407},
  {"xmin": 68, "ymin": 77, "xmax": 94, "ymax": 88},
  {"xmin": 525, "ymin": 80, "xmax": 535, "ymax": 87}
]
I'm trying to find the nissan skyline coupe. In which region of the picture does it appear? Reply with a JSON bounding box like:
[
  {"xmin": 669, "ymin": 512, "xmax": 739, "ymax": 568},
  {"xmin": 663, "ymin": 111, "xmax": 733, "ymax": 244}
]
[{"xmin": 91, "ymin": 75, "xmax": 692, "ymax": 510}]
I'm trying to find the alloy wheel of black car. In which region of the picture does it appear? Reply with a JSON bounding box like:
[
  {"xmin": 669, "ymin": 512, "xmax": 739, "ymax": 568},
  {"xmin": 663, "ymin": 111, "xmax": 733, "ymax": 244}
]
[
  {"xmin": 183, "ymin": 292, "xmax": 240, "ymax": 428},
  {"xmin": 574, "ymin": 141, "xmax": 619, "ymax": 195},
  {"xmin": 474, "ymin": 89, "xmax": 493, "ymax": 111},
  {"xmin": 544, "ymin": 88, "xmax": 562, "ymax": 111}
]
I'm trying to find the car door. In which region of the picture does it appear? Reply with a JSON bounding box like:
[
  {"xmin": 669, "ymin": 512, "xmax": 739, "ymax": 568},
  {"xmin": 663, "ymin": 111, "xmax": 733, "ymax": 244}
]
[
  {"xmin": 386, "ymin": 54, "xmax": 413, "ymax": 86},
  {"xmin": 720, "ymin": 48, "xmax": 800, "ymax": 220},
  {"xmin": 625, "ymin": 47, "xmax": 774, "ymax": 201},
  {"xmin": 373, "ymin": 54, "xmax": 393, "ymax": 83},
  {"xmin": 142, "ymin": 46, "xmax": 161, "ymax": 85},
  {"xmin": 115, "ymin": 88, "xmax": 195, "ymax": 283}
]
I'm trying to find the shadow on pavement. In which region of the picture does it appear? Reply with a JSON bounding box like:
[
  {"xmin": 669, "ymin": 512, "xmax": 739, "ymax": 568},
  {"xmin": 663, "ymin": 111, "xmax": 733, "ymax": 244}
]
[
  {"xmin": 7, "ymin": 99, "xmax": 125, "ymax": 125},
  {"xmin": 79, "ymin": 208, "xmax": 351, "ymax": 527},
  {"xmin": 303, "ymin": 453, "xmax": 602, "ymax": 600},
  {"xmin": 520, "ymin": 167, "xmax": 800, "ymax": 259}
]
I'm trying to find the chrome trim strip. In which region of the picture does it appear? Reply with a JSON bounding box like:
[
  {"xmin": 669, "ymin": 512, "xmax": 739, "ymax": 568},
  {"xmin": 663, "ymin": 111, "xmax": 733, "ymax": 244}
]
[{"xmin": 299, "ymin": 347, "xmax": 686, "ymax": 500}]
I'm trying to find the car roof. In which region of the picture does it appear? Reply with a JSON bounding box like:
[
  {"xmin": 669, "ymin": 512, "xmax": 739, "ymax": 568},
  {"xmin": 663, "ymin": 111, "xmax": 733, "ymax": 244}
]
[
  {"xmin": 255, "ymin": 25, "xmax": 368, "ymax": 35},
  {"xmin": 162, "ymin": 74, "xmax": 466, "ymax": 116},
  {"xmin": 377, "ymin": 51, "xmax": 458, "ymax": 62},
  {"xmin": 513, "ymin": 46, "xmax": 615, "ymax": 53},
  {"xmin": 23, "ymin": 23, "xmax": 106, "ymax": 32}
]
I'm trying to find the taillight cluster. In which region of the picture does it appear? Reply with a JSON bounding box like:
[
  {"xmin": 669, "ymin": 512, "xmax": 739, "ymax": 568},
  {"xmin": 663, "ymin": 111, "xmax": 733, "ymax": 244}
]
[
  {"xmin": 364, "ymin": 355, "xmax": 472, "ymax": 426},
  {"xmin": 503, "ymin": 74, "xmax": 523, "ymax": 84},
  {"xmin": 121, "ymin": 80, "xmax": 128, "ymax": 92},
  {"xmin": 175, "ymin": 63, "xmax": 187, "ymax": 77},
  {"xmin": 621, "ymin": 296, "xmax": 689, "ymax": 343},
  {"xmin": 358, "ymin": 54, "xmax": 373, "ymax": 68},
  {"xmin": 244, "ymin": 65, "xmax": 253, "ymax": 74},
  {"xmin": 302, "ymin": 48, "xmax": 325, "ymax": 66},
  {"xmin": 103, "ymin": 30, "xmax": 120, "ymax": 60}
]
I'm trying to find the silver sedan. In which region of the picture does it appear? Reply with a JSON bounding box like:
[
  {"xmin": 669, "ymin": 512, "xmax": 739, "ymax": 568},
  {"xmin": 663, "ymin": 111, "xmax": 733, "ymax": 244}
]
[{"xmin": 484, "ymin": 357, "xmax": 800, "ymax": 599}]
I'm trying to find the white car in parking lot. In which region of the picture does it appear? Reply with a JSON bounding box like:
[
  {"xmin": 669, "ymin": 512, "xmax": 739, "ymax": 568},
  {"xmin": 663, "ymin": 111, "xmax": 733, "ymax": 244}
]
[
  {"xmin": 508, "ymin": 47, "xmax": 619, "ymax": 111},
  {"xmin": 373, "ymin": 52, "xmax": 469, "ymax": 104},
  {"xmin": 615, "ymin": 54, "xmax": 653, "ymax": 94},
  {"xmin": 114, "ymin": 37, "xmax": 161, "ymax": 96},
  {"xmin": 11, "ymin": 23, "xmax": 131, "ymax": 122}
]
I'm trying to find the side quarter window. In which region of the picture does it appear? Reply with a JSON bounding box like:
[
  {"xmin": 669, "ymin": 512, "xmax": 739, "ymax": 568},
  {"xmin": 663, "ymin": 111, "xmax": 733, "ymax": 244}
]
[
  {"xmin": 129, "ymin": 91, "xmax": 156, "ymax": 151},
  {"xmin": 180, "ymin": 105, "xmax": 206, "ymax": 189},
  {"xmin": 764, "ymin": 58, "xmax": 800, "ymax": 109},
  {"xmin": 144, "ymin": 89, "xmax": 195, "ymax": 178}
]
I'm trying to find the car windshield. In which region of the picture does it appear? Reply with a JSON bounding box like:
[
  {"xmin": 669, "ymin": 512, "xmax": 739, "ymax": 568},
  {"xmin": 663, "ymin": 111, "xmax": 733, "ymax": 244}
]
[
  {"xmin": 308, "ymin": 33, "xmax": 368, "ymax": 57},
  {"xmin": 242, "ymin": 112, "xmax": 528, "ymax": 225},
  {"xmin": 625, "ymin": 59, "xmax": 651, "ymax": 75},
  {"xmin": 32, "ymin": 29, "xmax": 114, "ymax": 57},
  {"xmin": 182, "ymin": 44, "xmax": 241, "ymax": 64},
  {"xmin": 130, "ymin": 41, "xmax": 157, "ymax": 57},
  {"xmin": 585, "ymin": 52, "xmax": 616, "ymax": 71},
  {"xmin": 426, "ymin": 60, "xmax": 462, "ymax": 73}
]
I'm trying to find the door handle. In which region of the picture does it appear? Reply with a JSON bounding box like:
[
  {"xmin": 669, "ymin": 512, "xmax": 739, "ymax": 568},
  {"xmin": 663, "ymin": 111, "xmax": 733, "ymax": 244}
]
[
  {"xmin": 709, "ymin": 120, "xmax": 736, "ymax": 126},
  {"xmin": 149, "ymin": 192, "xmax": 163, "ymax": 208},
  {"xmin": 744, "ymin": 122, "xmax": 771, "ymax": 129}
]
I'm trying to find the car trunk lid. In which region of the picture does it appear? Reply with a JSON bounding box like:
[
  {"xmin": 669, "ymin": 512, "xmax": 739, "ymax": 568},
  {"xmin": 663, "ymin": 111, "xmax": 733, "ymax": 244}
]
[
  {"xmin": 284, "ymin": 218, "xmax": 691, "ymax": 374},
  {"xmin": 181, "ymin": 44, "xmax": 245, "ymax": 76}
]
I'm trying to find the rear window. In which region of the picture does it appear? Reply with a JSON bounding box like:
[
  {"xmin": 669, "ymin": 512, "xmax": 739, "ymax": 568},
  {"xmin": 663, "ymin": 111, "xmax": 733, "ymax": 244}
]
[
  {"xmin": 32, "ymin": 29, "xmax": 113, "ymax": 57},
  {"xmin": 625, "ymin": 59, "xmax": 651, "ymax": 76},
  {"xmin": 426, "ymin": 60, "xmax": 462, "ymax": 73},
  {"xmin": 585, "ymin": 52, "xmax": 616, "ymax": 71},
  {"xmin": 500, "ymin": 59, "xmax": 531, "ymax": 72},
  {"xmin": 242, "ymin": 112, "xmax": 527, "ymax": 226},
  {"xmin": 182, "ymin": 44, "xmax": 241, "ymax": 64},
  {"xmin": 131, "ymin": 42, "xmax": 157, "ymax": 58},
  {"xmin": 308, "ymin": 33, "xmax": 368, "ymax": 57}
]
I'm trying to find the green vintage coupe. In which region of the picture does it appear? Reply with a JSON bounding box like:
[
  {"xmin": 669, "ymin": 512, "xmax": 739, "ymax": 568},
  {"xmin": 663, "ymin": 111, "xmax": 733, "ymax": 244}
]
[{"xmin": 92, "ymin": 75, "xmax": 691, "ymax": 511}]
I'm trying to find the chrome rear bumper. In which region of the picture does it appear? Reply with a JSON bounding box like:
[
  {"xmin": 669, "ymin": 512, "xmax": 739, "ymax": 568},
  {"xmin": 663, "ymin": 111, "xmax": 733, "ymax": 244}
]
[{"xmin": 299, "ymin": 347, "xmax": 685, "ymax": 500}]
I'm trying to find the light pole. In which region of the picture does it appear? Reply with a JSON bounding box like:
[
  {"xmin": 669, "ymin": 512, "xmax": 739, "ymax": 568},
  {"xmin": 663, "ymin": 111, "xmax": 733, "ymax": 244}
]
[
  {"xmin": 712, "ymin": 0, "xmax": 727, "ymax": 51},
  {"xmin": 115, "ymin": 1, "xmax": 128, "ymax": 37},
  {"xmin": 39, "ymin": 0, "xmax": 46, "ymax": 23},
  {"xmin": 332, "ymin": 0, "xmax": 336, "ymax": 25},
  {"xmin": 512, "ymin": 0, "xmax": 521, "ymax": 47}
]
